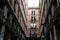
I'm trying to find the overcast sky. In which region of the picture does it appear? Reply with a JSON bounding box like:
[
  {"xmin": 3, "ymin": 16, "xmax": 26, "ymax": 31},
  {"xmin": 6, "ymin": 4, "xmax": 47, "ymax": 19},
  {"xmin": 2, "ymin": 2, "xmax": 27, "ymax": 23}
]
[{"xmin": 27, "ymin": 0, "xmax": 39, "ymax": 7}]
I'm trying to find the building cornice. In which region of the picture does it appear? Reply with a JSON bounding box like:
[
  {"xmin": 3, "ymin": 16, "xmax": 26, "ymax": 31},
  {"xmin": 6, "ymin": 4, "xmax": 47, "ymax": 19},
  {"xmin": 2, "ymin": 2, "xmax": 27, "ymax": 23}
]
[{"xmin": 28, "ymin": 7, "xmax": 39, "ymax": 9}]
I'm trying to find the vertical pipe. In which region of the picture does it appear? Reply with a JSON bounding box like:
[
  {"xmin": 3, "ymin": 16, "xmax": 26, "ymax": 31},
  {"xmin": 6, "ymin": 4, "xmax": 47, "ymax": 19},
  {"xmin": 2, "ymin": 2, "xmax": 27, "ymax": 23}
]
[
  {"xmin": 4, "ymin": 5, "xmax": 8, "ymax": 19},
  {"xmin": 53, "ymin": 25, "xmax": 57, "ymax": 40},
  {"xmin": 17, "ymin": 27, "xmax": 19, "ymax": 40},
  {"xmin": 49, "ymin": 31, "xmax": 53, "ymax": 40},
  {"xmin": 1, "ymin": 25, "xmax": 5, "ymax": 40},
  {"xmin": 57, "ymin": 0, "xmax": 59, "ymax": 6},
  {"xmin": 51, "ymin": 5, "xmax": 54, "ymax": 18}
]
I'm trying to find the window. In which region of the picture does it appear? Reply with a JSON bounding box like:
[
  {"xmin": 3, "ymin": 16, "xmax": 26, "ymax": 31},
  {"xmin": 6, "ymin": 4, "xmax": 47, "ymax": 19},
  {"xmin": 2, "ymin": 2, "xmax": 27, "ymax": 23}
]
[
  {"xmin": 32, "ymin": 11, "xmax": 33, "ymax": 15},
  {"xmin": 31, "ymin": 10, "xmax": 35, "ymax": 22},
  {"xmin": 31, "ymin": 16, "xmax": 36, "ymax": 23},
  {"xmin": 31, "ymin": 16, "xmax": 33, "ymax": 22},
  {"xmin": 31, "ymin": 10, "xmax": 36, "ymax": 28},
  {"xmin": 30, "ymin": 28, "xmax": 36, "ymax": 37},
  {"xmin": 34, "ymin": 11, "xmax": 35, "ymax": 15},
  {"xmin": 31, "ymin": 10, "xmax": 35, "ymax": 15}
]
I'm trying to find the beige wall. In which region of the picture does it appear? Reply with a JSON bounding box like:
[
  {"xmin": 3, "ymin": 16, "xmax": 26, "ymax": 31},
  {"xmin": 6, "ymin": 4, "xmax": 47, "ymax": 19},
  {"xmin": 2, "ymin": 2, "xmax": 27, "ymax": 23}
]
[
  {"xmin": 26, "ymin": 8, "xmax": 40, "ymax": 37},
  {"xmin": 39, "ymin": 0, "xmax": 49, "ymax": 37},
  {"xmin": 14, "ymin": 0, "xmax": 27, "ymax": 36}
]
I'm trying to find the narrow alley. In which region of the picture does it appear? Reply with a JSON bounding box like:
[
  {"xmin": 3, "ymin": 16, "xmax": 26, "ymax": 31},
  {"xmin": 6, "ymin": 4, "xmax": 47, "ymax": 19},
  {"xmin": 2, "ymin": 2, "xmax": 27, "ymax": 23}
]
[{"xmin": 0, "ymin": 0, "xmax": 60, "ymax": 40}]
